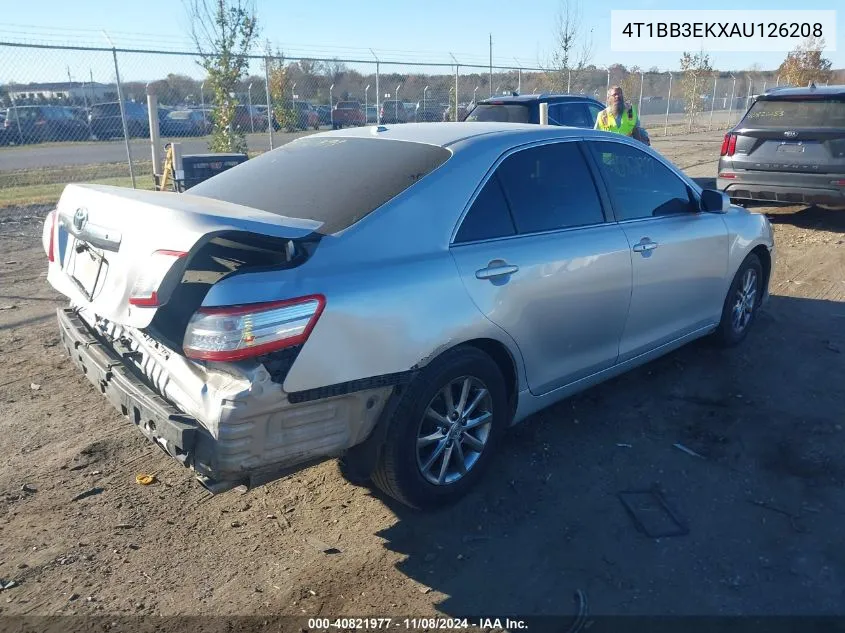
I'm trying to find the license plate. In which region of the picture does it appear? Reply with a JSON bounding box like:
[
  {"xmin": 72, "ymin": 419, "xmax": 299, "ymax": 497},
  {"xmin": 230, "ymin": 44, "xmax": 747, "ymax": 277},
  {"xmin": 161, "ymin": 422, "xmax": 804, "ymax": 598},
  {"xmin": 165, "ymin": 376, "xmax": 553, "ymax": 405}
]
[
  {"xmin": 777, "ymin": 143, "xmax": 805, "ymax": 153},
  {"xmin": 67, "ymin": 239, "xmax": 108, "ymax": 301}
]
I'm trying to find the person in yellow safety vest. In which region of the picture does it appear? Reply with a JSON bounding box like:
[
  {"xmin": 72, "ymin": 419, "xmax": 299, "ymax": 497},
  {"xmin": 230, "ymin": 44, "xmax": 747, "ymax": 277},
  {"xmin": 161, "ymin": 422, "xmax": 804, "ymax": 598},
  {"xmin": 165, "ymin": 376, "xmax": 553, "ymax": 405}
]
[{"xmin": 594, "ymin": 85, "xmax": 650, "ymax": 146}]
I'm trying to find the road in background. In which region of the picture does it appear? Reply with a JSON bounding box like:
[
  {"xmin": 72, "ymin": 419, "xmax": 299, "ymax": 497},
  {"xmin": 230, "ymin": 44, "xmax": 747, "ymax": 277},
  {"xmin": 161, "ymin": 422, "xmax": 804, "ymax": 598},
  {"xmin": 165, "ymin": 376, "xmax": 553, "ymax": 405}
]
[{"xmin": 0, "ymin": 110, "xmax": 741, "ymax": 172}]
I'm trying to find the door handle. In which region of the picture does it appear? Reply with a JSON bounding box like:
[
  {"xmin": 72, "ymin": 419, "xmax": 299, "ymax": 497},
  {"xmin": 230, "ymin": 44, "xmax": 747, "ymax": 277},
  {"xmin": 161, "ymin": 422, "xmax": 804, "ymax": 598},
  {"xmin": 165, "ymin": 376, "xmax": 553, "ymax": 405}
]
[
  {"xmin": 475, "ymin": 263, "xmax": 519, "ymax": 280},
  {"xmin": 632, "ymin": 238, "xmax": 659, "ymax": 253}
]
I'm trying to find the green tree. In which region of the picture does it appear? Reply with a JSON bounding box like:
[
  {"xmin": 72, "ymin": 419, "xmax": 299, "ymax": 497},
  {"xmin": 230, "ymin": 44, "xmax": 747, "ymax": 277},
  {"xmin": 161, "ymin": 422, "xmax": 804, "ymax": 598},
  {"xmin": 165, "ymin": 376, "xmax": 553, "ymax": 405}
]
[{"xmin": 189, "ymin": 0, "xmax": 259, "ymax": 153}]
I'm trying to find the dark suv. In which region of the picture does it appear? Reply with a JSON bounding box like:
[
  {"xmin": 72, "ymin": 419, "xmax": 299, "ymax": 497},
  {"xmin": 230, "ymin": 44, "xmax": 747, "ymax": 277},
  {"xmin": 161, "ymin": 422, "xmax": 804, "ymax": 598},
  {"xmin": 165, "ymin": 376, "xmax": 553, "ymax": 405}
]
[
  {"xmin": 717, "ymin": 84, "xmax": 845, "ymax": 208},
  {"xmin": 90, "ymin": 101, "xmax": 149, "ymax": 139},
  {"xmin": 464, "ymin": 93, "xmax": 606, "ymax": 127}
]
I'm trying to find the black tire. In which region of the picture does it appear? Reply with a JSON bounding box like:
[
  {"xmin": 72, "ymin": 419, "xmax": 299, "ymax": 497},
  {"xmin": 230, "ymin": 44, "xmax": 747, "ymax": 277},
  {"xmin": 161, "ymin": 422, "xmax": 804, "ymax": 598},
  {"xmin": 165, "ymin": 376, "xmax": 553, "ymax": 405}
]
[
  {"xmin": 371, "ymin": 346, "xmax": 509, "ymax": 510},
  {"xmin": 713, "ymin": 253, "xmax": 763, "ymax": 347}
]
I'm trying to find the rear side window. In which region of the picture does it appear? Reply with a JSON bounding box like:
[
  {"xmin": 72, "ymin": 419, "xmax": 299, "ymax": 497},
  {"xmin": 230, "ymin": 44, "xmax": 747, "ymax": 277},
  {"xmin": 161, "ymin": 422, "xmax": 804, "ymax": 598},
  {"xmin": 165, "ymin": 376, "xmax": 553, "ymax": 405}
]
[
  {"xmin": 188, "ymin": 137, "xmax": 451, "ymax": 234},
  {"xmin": 549, "ymin": 103, "xmax": 590, "ymax": 127},
  {"xmin": 465, "ymin": 104, "xmax": 530, "ymax": 123},
  {"xmin": 496, "ymin": 142, "xmax": 606, "ymax": 233},
  {"xmin": 455, "ymin": 175, "xmax": 516, "ymax": 243},
  {"xmin": 744, "ymin": 98, "xmax": 845, "ymax": 128}
]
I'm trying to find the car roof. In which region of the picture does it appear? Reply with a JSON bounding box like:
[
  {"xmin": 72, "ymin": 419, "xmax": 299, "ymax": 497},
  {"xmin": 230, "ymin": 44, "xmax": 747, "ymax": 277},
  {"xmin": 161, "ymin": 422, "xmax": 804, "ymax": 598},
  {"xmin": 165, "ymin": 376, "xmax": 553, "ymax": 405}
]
[
  {"xmin": 759, "ymin": 84, "xmax": 845, "ymax": 99},
  {"xmin": 477, "ymin": 93, "xmax": 602, "ymax": 104},
  {"xmin": 316, "ymin": 121, "xmax": 608, "ymax": 148}
]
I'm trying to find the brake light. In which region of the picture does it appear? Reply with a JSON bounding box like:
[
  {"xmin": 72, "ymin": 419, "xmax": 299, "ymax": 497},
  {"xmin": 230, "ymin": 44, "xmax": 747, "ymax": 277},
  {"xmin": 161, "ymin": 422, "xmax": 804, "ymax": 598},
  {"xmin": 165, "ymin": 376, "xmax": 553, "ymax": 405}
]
[
  {"xmin": 719, "ymin": 172, "xmax": 737, "ymax": 179},
  {"xmin": 183, "ymin": 295, "xmax": 325, "ymax": 361},
  {"xmin": 44, "ymin": 210, "xmax": 57, "ymax": 262},
  {"xmin": 831, "ymin": 179, "xmax": 845, "ymax": 186},
  {"xmin": 720, "ymin": 134, "xmax": 730, "ymax": 156},
  {"xmin": 727, "ymin": 134, "xmax": 737, "ymax": 156},
  {"xmin": 128, "ymin": 250, "xmax": 187, "ymax": 307},
  {"xmin": 721, "ymin": 133, "xmax": 738, "ymax": 156}
]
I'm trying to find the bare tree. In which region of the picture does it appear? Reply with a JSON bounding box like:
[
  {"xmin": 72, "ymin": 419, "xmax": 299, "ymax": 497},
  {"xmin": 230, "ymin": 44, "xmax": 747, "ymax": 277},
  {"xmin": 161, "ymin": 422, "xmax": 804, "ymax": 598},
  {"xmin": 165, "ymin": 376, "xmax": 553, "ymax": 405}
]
[
  {"xmin": 542, "ymin": 0, "xmax": 594, "ymax": 93},
  {"xmin": 187, "ymin": 0, "xmax": 259, "ymax": 153},
  {"xmin": 679, "ymin": 50, "xmax": 712, "ymax": 128}
]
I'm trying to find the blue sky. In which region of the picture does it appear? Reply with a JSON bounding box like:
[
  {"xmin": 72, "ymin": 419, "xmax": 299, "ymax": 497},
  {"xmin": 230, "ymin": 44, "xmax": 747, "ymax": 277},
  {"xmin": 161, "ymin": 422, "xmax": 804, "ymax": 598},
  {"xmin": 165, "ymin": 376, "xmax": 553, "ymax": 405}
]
[{"xmin": 0, "ymin": 0, "xmax": 841, "ymax": 83}]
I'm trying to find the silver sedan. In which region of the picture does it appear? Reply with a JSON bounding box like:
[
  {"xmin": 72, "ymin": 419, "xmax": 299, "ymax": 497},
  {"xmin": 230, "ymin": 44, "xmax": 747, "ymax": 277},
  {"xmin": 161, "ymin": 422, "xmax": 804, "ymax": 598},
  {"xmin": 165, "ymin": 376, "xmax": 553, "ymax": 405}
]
[{"xmin": 43, "ymin": 122, "xmax": 775, "ymax": 510}]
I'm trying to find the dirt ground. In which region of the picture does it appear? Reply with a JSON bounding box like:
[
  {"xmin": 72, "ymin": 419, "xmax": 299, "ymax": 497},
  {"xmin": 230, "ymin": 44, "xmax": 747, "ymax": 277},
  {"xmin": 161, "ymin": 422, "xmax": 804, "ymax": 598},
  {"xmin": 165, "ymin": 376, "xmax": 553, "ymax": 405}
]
[{"xmin": 1, "ymin": 129, "xmax": 844, "ymax": 629}]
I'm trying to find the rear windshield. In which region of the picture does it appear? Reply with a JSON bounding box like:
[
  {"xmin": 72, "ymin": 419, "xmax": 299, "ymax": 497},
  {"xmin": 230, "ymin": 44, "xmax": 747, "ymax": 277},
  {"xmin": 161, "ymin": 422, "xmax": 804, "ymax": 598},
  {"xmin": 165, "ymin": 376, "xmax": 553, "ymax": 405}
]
[
  {"xmin": 744, "ymin": 98, "xmax": 845, "ymax": 128},
  {"xmin": 188, "ymin": 137, "xmax": 451, "ymax": 234},
  {"xmin": 465, "ymin": 103, "xmax": 530, "ymax": 123}
]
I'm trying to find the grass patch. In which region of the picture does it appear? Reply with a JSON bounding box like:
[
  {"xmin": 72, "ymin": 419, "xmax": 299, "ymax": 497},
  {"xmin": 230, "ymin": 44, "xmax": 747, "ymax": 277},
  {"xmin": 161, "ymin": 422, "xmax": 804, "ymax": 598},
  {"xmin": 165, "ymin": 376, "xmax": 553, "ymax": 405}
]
[{"xmin": 0, "ymin": 175, "xmax": 151, "ymax": 209}]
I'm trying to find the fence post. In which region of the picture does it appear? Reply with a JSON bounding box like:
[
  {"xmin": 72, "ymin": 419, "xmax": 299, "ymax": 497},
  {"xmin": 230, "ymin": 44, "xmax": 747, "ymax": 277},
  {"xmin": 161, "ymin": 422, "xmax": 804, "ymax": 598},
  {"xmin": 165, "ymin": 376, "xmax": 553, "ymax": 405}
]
[
  {"xmin": 112, "ymin": 47, "xmax": 136, "ymax": 189},
  {"xmin": 376, "ymin": 61, "xmax": 380, "ymax": 124},
  {"xmin": 638, "ymin": 71, "xmax": 644, "ymax": 115},
  {"xmin": 728, "ymin": 74, "xmax": 736, "ymax": 128},
  {"xmin": 264, "ymin": 56, "xmax": 274, "ymax": 150},
  {"xmin": 664, "ymin": 72, "xmax": 672, "ymax": 136},
  {"xmin": 455, "ymin": 64, "xmax": 459, "ymax": 121},
  {"xmin": 146, "ymin": 85, "xmax": 162, "ymax": 182},
  {"xmin": 709, "ymin": 74, "xmax": 717, "ymax": 131}
]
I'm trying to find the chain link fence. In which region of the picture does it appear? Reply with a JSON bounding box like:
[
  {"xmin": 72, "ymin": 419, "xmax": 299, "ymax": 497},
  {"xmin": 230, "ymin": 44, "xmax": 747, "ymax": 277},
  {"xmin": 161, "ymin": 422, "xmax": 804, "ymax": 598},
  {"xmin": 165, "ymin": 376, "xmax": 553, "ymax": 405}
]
[{"xmin": 1, "ymin": 41, "xmax": 784, "ymax": 208}]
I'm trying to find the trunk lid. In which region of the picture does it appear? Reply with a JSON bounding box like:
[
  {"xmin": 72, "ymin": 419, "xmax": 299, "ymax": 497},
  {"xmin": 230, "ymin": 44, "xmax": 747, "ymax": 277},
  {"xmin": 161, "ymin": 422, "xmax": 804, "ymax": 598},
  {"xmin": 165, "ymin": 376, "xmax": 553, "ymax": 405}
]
[{"xmin": 47, "ymin": 183, "xmax": 322, "ymax": 329}]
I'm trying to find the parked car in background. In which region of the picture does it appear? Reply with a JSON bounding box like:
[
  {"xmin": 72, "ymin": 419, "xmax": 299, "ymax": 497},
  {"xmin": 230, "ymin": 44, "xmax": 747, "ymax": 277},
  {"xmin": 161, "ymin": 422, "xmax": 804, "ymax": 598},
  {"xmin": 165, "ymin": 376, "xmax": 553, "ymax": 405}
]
[
  {"xmin": 380, "ymin": 100, "xmax": 408, "ymax": 124},
  {"xmin": 90, "ymin": 101, "xmax": 149, "ymax": 139},
  {"xmin": 315, "ymin": 105, "xmax": 333, "ymax": 126},
  {"xmin": 332, "ymin": 100, "xmax": 365, "ymax": 128},
  {"xmin": 717, "ymin": 84, "xmax": 845, "ymax": 209},
  {"xmin": 161, "ymin": 109, "xmax": 214, "ymax": 137},
  {"xmin": 232, "ymin": 104, "xmax": 266, "ymax": 132},
  {"xmin": 442, "ymin": 104, "xmax": 470, "ymax": 122},
  {"xmin": 3, "ymin": 105, "xmax": 89, "ymax": 143},
  {"xmin": 42, "ymin": 122, "xmax": 774, "ymax": 510},
  {"xmin": 366, "ymin": 105, "xmax": 378, "ymax": 124},
  {"xmin": 414, "ymin": 103, "xmax": 442, "ymax": 122},
  {"xmin": 464, "ymin": 94, "xmax": 606, "ymax": 128}
]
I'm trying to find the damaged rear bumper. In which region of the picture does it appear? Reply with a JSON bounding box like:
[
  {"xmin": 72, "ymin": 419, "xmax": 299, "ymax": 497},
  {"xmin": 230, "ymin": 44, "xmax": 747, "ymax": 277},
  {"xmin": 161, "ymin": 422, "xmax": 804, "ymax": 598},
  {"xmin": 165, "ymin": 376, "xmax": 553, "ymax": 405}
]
[{"xmin": 56, "ymin": 307, "xmax": 392, "ymax": 493}]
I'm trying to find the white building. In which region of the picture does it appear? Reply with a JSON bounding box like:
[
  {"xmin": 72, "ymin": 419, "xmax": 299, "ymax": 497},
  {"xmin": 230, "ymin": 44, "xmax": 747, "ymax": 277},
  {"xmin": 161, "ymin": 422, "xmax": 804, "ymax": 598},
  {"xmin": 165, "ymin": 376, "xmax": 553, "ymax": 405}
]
[{"xmin": 5, "ymin": 81, "xmax": 117, "ymax": 103}]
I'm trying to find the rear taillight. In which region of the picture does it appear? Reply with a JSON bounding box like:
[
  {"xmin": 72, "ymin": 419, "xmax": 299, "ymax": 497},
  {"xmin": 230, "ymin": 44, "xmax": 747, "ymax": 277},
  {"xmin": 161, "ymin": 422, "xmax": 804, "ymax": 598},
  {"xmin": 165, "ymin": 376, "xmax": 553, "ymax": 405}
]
[
  {"xmin": 727, "ymin": 134, "xmax": 737, "ymax": 156},
  {"xmin": 831, "ymin": 179, "xmax": 845, "ymax": 186},
  {"xmin": 183, "ymin": 295, "xmax": 325, "ymax": 361},
  {"xmin": 128, "ymin": 250, "xmax": 187, "ymax": 307},
  {"xmin": 721, "ymin": 133, "xmax": 738, "ymax": 157},
  {"xmin": 719, "ymin": 172, "xmax": 737, "ymax": 179},
  {"xmin": 44, "ymin": 210, "xmax": 57, "ymax": 262}
]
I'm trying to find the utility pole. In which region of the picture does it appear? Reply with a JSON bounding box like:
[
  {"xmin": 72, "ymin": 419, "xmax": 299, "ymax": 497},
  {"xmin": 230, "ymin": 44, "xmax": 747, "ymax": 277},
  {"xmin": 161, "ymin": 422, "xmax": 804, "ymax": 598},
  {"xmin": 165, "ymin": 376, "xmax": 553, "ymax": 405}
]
[{"xmin": 489, "ymin": 33, "xmax": 493, "ymax": 98}]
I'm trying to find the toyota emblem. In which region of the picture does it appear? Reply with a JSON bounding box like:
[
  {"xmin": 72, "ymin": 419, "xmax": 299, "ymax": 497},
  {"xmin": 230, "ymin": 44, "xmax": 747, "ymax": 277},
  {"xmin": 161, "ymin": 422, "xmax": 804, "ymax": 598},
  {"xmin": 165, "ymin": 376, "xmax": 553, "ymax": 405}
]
[
  {"xmin": 72, "ymin": 207, "xmax": 88, "ymax": 232},
  {"xmin": 784, "ymin": 130, "xmax": 798, "ymax": 138}
]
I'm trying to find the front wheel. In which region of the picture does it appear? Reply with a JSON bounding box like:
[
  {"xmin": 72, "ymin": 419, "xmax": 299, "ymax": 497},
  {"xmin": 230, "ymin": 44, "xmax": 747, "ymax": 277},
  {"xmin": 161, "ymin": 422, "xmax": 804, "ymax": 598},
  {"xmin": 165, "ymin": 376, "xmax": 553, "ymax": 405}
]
[
  {"xmin": 713, "ymin": 253, "xmax": 763, "ymax": 347},
  {"xmin": 371, "ymin": 346, "xmax": 509, "ymax": 510}
]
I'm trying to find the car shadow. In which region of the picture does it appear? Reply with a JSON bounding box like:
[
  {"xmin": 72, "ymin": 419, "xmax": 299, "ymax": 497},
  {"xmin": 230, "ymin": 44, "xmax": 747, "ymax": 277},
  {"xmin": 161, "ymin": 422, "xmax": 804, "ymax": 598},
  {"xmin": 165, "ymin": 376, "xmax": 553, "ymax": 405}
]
[
  {"xmin": 366, "ymin": 294, "xmax": 845, "ymax": 620},
  {"xmin": 764, "ymin": 205, "xmax": 845, "ymax": 233}
]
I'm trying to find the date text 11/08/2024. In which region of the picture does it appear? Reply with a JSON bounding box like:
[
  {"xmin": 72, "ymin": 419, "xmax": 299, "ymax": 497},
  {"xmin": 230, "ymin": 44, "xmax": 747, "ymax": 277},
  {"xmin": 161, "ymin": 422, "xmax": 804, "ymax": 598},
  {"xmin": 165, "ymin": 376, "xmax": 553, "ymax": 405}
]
[{"xmin": 307, "ymin": 617, "xmax": 529, "ymax": 630}]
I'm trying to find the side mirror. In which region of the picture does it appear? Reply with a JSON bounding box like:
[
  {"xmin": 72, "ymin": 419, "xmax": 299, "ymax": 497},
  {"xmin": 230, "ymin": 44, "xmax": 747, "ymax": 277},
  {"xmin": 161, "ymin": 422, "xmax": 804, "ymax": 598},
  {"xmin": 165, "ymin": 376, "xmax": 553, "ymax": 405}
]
[{"xmin": 701, "ymin": 189, "xmax": 730, "ymax": 213}]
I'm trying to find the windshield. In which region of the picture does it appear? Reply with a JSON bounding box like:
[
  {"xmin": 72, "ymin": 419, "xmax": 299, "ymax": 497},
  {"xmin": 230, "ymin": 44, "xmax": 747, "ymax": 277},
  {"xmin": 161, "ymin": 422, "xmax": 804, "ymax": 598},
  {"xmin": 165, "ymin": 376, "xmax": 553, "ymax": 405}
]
[
  {"xmin": 465, "ymin": 103, "xmax": 531, "ymax": 123},
  {"xmin": 188, "ymin": 136, "xmax": 451, "ymax": 234},
  {"xmin": 743, "ymin": 98, "xmax": 845, "ymax": 128}
]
